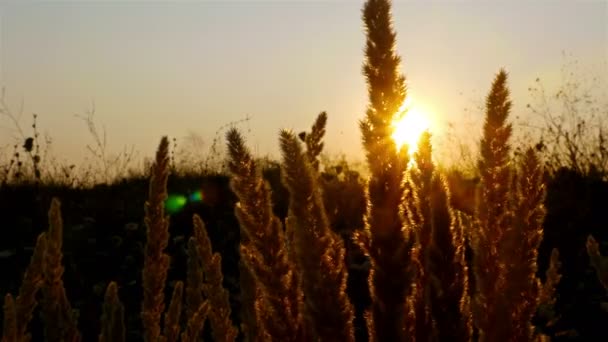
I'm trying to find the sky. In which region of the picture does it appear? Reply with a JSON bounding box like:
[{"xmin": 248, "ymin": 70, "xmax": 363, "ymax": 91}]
[{"xmin": 0, "ymin": 0, "xmax": 606, "ymax": 167}]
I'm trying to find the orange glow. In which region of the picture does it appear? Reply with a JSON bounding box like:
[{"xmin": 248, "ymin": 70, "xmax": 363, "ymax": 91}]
[{"xmin": 391, "ymin": 98, "xmax": 431, "ymax": 155}]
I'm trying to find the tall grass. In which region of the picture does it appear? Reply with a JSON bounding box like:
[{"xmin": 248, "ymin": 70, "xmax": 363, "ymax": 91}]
[{"xmin": 1, "ymin": 0, "xmax": 561, "ymax": 341}]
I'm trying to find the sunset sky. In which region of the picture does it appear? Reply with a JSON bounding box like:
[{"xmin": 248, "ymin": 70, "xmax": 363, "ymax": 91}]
[{"xmin": 0, "ymin": 0, "xmax": 606, "ymax": 166}]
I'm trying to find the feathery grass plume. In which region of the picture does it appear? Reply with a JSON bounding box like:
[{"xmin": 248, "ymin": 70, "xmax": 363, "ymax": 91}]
[
  {"xmin": 141, "ymin": 136, "xmax": 171, "ymax": 342},
  {"xmin": 279, "ymin": 129, "xmax": 355, "ymax": 341},
  {"xmin": 40, "ymin": 198, "xmax": 81, "ymax": 342},
  {"xmin": 357, "ymin": 0, "xmax": 416, "ymax": 340},
  {"xmin": 586, "ymin": 235, "xmax": 608, "ymax": 291},
  {"xmin": 163, "ymin": 281, "xmax": 184, "ymax": 342},
  {"xmin": 192, "ymin": 214, "xmax": 238, "ymax": 342},
  {"xmin": 504, "ymin": 147, "xmax": 546, "ymax": 340},
  {"xmin": 0, "ymin": 234, "xmax": 46, "ymax": 342},
  {"xmin": 180, "ymin": 301, "xmax": 210, "ymax": 342},
  {"xmin": 406, "ymin": 132, "xmax": 472, "ymax": 341},
  {"xmin": 237, "ymin": 261, "xmax": 266, "ymax": 342},
  {"xmin": 12, "ymin": 233, "xmax": 47, "ymax": 342},
  {"xmin": 539, "ymin": 249, "xmax": 561, "ymax": 306},
  {"xmin": 2, "ymin": 294, "xmax": 17, "ymax": 342},
  {"xmin": 399, "ymin": 168, "xmax": 421, "ymax": 339},
  {"xmin": 280, "ymin": 130, "xmax": 355, "ymax": 340},
  {"xmin": 429, "ymin": 208, "xmax": 472, "ymax": 342},
  {"xmin": 537, "ymin": 248, "xmax": 561, "ymax": 333},
  {"xmin": 304, "ymin": 111, "xmax": 327, "ymax": 172},
  {"xmin": 226, "ymin": 127, "xmax": 304, "ymax": 341},
  {"xmin": 99, "ymin": 282, "xmax": 125, "ymax": 342},
  {"xmin": 284, "ymin": 215, "xmax": 301, "ymax": 292},
  {"xmin": 185, "ymin": 239, "xmax": 204, "ymax": 321},
  {"xmin": 472, "ymin": 69, "xmax": 514, "ymax": 341},
  {"xmin": 403, "ymin": 132, "xmax": 434, "ymax": 341}
]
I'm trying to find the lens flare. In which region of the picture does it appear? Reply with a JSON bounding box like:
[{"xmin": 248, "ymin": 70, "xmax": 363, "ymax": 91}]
[
  {"xmin": 166, "ymin": 194, "xmax": 188, "ymax": 214},
  {"xmin": 165, "ymin": 190, "xmax": 205, "ymax": 214},
  {"xmin": 189, "ymin": 190, "xmax": 203, "ymax": 202}
]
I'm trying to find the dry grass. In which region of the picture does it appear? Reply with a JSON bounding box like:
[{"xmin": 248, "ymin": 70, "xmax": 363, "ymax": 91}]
[{"xmin": 0, "ymin": 1, "xmax": 567, "ymax": 341}]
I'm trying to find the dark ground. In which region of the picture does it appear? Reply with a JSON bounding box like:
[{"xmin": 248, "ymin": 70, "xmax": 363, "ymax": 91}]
[{"xmin": 0, "ymin": 167, "xmax": 606, "ymax": 341}]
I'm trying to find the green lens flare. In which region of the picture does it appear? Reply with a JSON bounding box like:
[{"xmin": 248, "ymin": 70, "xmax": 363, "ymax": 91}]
[
  {"xmin": 166, "ymin": 194, "xmax": 187, "ymax": 214},
  {"xmin": 189, "ymin": 190, "xmax": 203, "ymax": 202}
]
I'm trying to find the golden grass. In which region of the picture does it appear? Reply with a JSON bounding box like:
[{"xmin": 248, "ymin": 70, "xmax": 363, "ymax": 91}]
[
  {"xmin": 99, "ymin": 282, "xmax": 125, "ymax": 342},
  {"xmin": 1, "ymin": 1, "xmax": 560, "ymax": 341},
  {"xmin": 226, "ymin": 127, "xmax": 304, "ymax": 340}
]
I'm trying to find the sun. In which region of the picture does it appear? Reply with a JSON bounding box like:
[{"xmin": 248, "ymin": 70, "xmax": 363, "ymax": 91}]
[{"xmin": 391, "ymin": 98, "xmax": 431, "ymax": 155}]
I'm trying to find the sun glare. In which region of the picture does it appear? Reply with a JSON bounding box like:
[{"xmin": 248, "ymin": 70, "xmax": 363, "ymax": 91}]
[{"xmin": 391, "ymin": 99, "xmax": 431, "ymax": 155}]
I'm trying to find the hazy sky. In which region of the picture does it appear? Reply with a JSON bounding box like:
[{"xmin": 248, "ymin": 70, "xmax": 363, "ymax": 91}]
[{"xmin": 0, "ymin": 0, "xmax": 606, "ymax": 165}]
